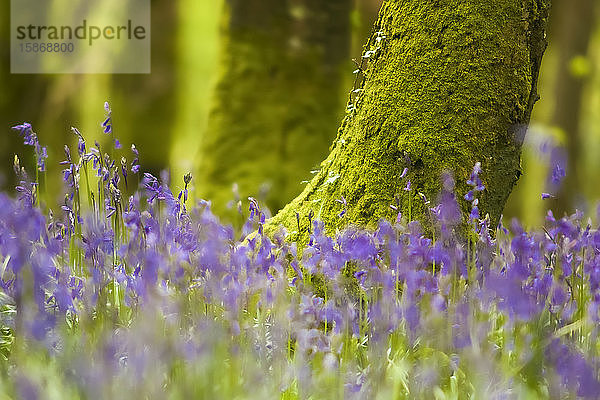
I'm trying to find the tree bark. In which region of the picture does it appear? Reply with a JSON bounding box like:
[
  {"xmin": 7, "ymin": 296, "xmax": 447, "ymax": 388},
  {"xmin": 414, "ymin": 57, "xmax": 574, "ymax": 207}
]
[
  {"xmin": 267, "ymin": 0, "xmax": 550, "ymax": 238},
  {"xmin": 196, "ymin": 0, "xmax": 352, "ymax": 221}
]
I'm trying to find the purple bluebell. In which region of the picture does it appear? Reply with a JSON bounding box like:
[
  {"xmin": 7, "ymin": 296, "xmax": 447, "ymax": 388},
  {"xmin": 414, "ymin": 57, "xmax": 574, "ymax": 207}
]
[
  {"xmin": 12, "ymin": 122, "xmax": 36, "ymax": 146},
  {"xmin": 336, "ymin": 196, "xmax": 347, "ymax": 218},
  {"xmin": 102, "ymin": 102, "xmax": 112, "ymax": 134},
  {"xmin": 130, "ymin": 144, "xmax": 140, "ymax": 174},
  {"xmin": 467, "ymin": 162, "xmax": 485, "ymax": 191},
  {"xmin": 12, "ymin": 123, "xmax": 47, "ymax": 171}
]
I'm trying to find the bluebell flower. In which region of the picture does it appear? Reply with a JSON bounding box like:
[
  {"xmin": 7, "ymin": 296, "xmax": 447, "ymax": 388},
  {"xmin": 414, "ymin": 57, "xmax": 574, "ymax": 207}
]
[
  {"xmin": 467, "ymin": 162, "xmax": 485, "ymax": 191},
  {"xmin": 15, "ymin": 182, "xmax": 36, "ymax": 208},
  {"xmin": 71, "ymin": 127, "xmax": 86, "ymax": 156},
  {"xmin": 541, "ymin": 192, "xmax": 553, "ymax": 199},
  {"xmin": 12, "ymin": 123, "xmax": 47, "ymax": 172},
  {"xmin": 551, "ymin": 163, "xmax": 566, "ymax": 186},
  {"xmin": 102, "ymin": 102, "xmax": 112, "ymax": 134},
  {"xmin": 469, "ymin": 204, "xmax": 479, "ymax": 221},
  {"xmin": 15, "ymin": 374, "xmax": 39, "ymax": 400},
  {"xmin": 130, "ymin": 144, "xmax": 140, "ymax": 174},
  {"xmin": 336, "ymin": 196, "xmax": 347, "ymax": 218},
  {"xmin": 12, "ymin": 122, "xmax": 35, "ymax": 146}
]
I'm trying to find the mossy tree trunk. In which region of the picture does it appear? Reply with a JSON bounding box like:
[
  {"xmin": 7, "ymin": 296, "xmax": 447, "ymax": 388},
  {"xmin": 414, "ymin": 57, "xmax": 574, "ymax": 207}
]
[
  {"xmin": 197, "ymin": 0, "xmax": 352, "ymax": 221},
  {"xmin": 268, "ymin": 0, "xmax": 550, "ymax": 237}
]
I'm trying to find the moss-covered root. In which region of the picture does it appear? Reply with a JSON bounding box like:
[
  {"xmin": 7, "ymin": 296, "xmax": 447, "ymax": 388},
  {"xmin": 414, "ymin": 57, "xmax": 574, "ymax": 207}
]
[
  {"xmin": 267, "ymin": 0, "xmax": 550, "ymax": 240},
  {"xmin": 196, "ymin": 0, "xmax": 352, "ymax": 223}
]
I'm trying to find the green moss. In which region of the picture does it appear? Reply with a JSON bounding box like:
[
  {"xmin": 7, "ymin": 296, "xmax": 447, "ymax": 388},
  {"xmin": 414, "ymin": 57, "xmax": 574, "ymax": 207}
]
[
  {"xmin": 196, "ymin": 0, "xmax": 352, "ymax": 224},
  {"xmin": 267, "ymin": 0, "xmax": 550, "ymax": 241}
]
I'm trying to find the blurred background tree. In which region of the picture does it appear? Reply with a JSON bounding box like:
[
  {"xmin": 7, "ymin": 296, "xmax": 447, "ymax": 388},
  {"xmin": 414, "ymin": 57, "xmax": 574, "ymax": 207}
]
[
  {"xmin": 195, "ymin": 0, "xmax": 352, "ymax": 223},
  {"xmin": 551, "ymin": 0, "xmax": 596, "ymax": 214},
  {"xmin": 504, "ymin": 0, "xmax": 600, "ymax": 226}
]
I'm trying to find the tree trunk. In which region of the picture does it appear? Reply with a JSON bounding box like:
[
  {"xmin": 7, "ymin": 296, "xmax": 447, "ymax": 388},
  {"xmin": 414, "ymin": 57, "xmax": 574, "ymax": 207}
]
[
  {"xmin": 197, "ymin": 0, "xmax": 352, "ymax": 221},
  {"xmin": 268, "ymin": 0, "xmax": 550, "ymax": 238},
  {"xmin": 551, "ymin": 0, "xmax": 596, "ymax": 216},
  {"xmin": 110, "ymin": 0, "xmax": 179, "ymax": 176}
]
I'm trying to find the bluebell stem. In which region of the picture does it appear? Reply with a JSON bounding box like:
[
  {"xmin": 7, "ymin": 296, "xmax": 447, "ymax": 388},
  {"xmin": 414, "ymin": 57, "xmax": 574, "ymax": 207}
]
[
  {"xmin": 308, "ymin": 209, "xmax": 314, "ymax": 235},
  {"xmin": 177, "ymin": 172, "xmax": 192, "ymax": 204},
  {"xmin": 120, "ymin": 157, "xmax": 128, "ymax": 188}
]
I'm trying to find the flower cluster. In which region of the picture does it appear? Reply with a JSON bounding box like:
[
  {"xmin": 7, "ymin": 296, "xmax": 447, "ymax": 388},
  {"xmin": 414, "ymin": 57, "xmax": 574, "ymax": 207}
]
[
  {"xmin": 1, "ymin": 106, "xmax": 600, "ymax": 399},
  {"xmin": 464, "ymin": 161, "xmax": 485, "ymax": 221}
]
